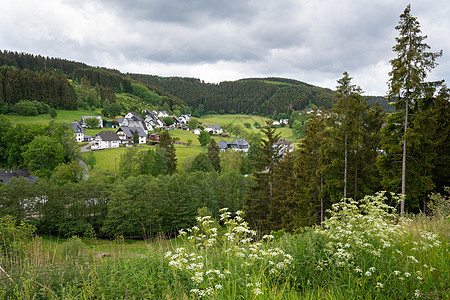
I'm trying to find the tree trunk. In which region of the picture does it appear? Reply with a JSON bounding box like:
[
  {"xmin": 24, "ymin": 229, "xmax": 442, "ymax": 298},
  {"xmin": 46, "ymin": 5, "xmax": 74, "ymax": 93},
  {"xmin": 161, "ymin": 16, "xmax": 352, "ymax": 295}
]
[
  {"xmin": 344, "ymin": 131, "xmax": 348, "ymax": 199},
  {"xmin": 401, "ymin": 90, "xmax": 409, "ymax": 216}
]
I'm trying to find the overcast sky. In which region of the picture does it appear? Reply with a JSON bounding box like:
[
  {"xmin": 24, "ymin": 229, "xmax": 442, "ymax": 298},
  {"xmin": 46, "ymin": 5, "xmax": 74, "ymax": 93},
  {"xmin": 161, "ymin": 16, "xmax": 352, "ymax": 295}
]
[{"xmin": 1, "ymin": 0, "xmax": 449, "ymax": 96}]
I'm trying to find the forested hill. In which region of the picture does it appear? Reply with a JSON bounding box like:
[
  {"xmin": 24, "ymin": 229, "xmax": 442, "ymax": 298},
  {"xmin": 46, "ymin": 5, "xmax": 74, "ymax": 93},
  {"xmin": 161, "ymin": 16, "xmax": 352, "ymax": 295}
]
[
  {"xmin": 128, "ymin": 74, "xmax": 339, "ymax": 116},
  {"xmin": 0, "ymin": 50, "xmax": 391, "ymax": 116}
]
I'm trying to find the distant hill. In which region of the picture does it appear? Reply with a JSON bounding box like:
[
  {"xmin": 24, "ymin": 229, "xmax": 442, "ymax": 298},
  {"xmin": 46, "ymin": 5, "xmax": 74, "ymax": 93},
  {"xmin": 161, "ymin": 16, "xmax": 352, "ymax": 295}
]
[{"xmin": 0, "ymin": 50, "xmax": 392, "ymax": 117}]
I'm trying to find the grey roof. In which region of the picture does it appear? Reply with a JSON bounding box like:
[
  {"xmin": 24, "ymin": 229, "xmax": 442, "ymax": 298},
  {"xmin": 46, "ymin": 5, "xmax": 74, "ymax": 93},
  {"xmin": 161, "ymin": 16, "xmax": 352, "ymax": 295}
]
[
  {"xmin": 213, "ymin": 125, "xmax": 221, "ymax": 130},
  {"xmin": 128, "ymin": 111, "xmax": 143, "ymax": 121},
  {"xmin": 95, "ymin": 131, "xmax": 121, "ymax": 141},
  {"xmin": 217, "ymin": 141, "xmax": 229, "ymax": 150},
  {"xmin": 0, "ymin": 170, "xmax": 38, "ymax": 183},
  {"xmin": 70, "ymin": 122, "xmax": 84, "ymax": 133},
  {"xmin": 117, "ymin": 127, "xmax": 147, "ymax": 138},
  {"xmin": 229, "ymin": 139, "xmax": 249, "ymax": 149}
]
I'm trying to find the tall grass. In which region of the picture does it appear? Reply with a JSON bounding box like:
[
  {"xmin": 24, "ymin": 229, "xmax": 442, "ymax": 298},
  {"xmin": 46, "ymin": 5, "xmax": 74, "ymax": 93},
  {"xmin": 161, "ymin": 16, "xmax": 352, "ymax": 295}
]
[{"xmin": 1, "ymin": 192, "xmax": 448, "ymax": 299}]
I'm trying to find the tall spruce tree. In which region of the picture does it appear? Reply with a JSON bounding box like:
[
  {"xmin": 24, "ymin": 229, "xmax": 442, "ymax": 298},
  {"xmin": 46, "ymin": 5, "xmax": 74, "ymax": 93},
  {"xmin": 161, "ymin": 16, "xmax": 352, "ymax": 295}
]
[
  {"xmin": 244, "ymin": 121, "xmax": 281, "ymax": 234},
  {"xmin": 158, "ymin": 130, "xmax": 177, "ymax": 175},
  {"xmin": 384, "ymin": 4, "xmax": 442, "ymax": 214},
  {"xmin": 207, "ymin": 138, "xmax": 221, "ymax": 172}
]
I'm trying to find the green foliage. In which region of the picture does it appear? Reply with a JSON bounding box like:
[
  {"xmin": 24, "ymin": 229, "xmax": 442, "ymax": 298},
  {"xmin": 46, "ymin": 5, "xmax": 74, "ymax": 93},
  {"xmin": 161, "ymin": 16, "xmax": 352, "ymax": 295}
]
[
  {"xmin": 49, "ymin": 107, "xmax": 57, "ymax": 118},
  {"xmin": 0, "ymin": 215, "xmax": 36, "ymax": 260},
  {"xmin": 84, "ymin": 116, "xmax": 101, "ymax": 129},
  {"xmin": 22, "ymin": 135, "xmax": 65, "ymax": 177},
  {"xmin": 189, "ymin": 153, "xmax": 214, "ymax": 172},
  {"xmin": 61, "ymin": 236, "xmax": 87, "ymax": 261},
  {"xmin": 198, "ymin": 130, "xmax": 211, "ymax": 147},
  {"xmin": 141, "ymin": 148, "xmax": 167, "ymax": 176},
  {"xmin": 207, "ymin": 138, "xmax": 221, "ymax": 172},
  {"xmin": 51, "ymin": 161, "xmax": 85, "ymax": 184},
  {"xmin": 159, "ymin": 131, "xmax": 177, "ymax": 174},
  {"xmin": 188, "ymin": 118, "xmax": 198, "ymax": 130},
  {"xmin": 82, "ymin": 151, "xmax": 97, "ymax": 170},
  {"xmin": 162, "ymin": 116, "xmax": 174, "ymax": 126},
  {"xmin": 245, "ymin": 121, "xmax": 282, "ymax": 234}
]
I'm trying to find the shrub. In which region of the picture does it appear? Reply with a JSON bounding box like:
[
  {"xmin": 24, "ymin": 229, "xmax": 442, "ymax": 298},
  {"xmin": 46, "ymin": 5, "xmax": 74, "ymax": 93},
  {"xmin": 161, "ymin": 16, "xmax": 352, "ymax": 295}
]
[{"xmin": 61, "ymin": 236, "xmax": 87, "ymax": 261}]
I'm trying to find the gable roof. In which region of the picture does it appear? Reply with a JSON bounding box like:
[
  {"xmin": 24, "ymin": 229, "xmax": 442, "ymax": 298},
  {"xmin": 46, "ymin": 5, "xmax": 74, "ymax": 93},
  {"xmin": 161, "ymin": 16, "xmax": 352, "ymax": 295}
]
[
  {"xmin": 70, "ymin": 122, "xmax": 84, "ymax": 133},
  {"xmin": 127, "ymin": 111, "xmax": 143, "ymax": 121},
  {"xmin": 95, "ymin": 131, "xmax": 121, "ymax": 141},
  {"xmin": 117, "ymin": 127, "xmax": 147, "ymax": 138},
  {"xmin": 217, "ymin": 141, "xmax": 229, "ymax": 150}
]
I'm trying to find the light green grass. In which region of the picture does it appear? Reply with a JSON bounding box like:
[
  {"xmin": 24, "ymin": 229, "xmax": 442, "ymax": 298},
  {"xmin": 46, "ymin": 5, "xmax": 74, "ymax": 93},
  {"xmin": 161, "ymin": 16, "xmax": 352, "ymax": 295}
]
[
  {"xmin": 5, "ymin": 109, "xmax": 104, "ymax": 124},
  {"xmin": 199, "ymin": 113, "xmax": 271, "ymax": 127}
]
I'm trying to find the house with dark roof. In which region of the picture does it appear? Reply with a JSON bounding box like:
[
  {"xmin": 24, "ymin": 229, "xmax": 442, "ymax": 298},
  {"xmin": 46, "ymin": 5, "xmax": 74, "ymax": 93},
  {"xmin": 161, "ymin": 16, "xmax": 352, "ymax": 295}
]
[
  {"xmin": 116, "ymin": 127, "xmax": 147, "ymax": 144},
  {"xmin": 70, "ymin": 122, "xmax": 85, "ymax": 142},
  {"xmin": 217, "ymin": 139, "xmax": 250, "ymax": 153},
  {"xmin": 124, "ymin": 111, "xmax": 143, "ymax": 121},
  {"xmin": 92, "ymin": 131, "xmax": 121, "ymax": 149},
  {"xmin": 0, "ymin": 170, "xmax": 38, "ymax": 183}
]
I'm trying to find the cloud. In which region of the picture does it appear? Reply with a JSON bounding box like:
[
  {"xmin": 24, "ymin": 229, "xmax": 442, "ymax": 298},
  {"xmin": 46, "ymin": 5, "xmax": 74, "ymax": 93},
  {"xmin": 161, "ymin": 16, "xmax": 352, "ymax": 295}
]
[{"xmin": 1, "ymin": 0, "xmax": 448, "ymax": 95}]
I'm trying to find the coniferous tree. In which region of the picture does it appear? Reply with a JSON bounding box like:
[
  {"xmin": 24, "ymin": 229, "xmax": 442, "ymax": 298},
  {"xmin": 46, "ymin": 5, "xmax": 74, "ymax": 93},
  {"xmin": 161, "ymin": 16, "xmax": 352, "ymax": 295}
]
[
  {"xmin": 383, "ymin": 4, "xmax": 443, "ymax": 214},
  {"xmin": 158, "ymin": 130, "xmax": 177, "ymax": 174},
  {"xmin": 244, "ymin": 121, "xmax": 281, "ymax": 234},
  {"xmin": 207, "ymin": 138, "xmax": 221, "ymax": 172}
]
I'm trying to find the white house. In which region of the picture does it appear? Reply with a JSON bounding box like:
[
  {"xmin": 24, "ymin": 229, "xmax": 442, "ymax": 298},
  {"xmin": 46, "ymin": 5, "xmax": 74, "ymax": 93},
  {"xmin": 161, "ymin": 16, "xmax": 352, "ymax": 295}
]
[
  {"xmin": 70, "ymin": 122, "xmax": 85, "ymax": 142},
  {"xmin": 274, "ymin": 139, "xmax": 295, "ymax": 156},
  {"xmin": 92, "ymin": 131, "xmax": 121, "ymax": 149},
  {"xmin": 158, "ymin": 111, "xmax": 170, "ymax": 118},
  {"xmin": 193, "ymin": 128, "xmax": 202, "ymax": 135},
  {"xmin": 219, "ymin": 138, "xmax": 250, "ymax": 153},
  {"xmin": 280, "ymin": 119, "xmax": 289, "ymax": 125},
  {"xmin": 116, "ymin": 127, "xmax": 147, "ymax": 144},
  {"xmin": 124, "ymin": 111, "xmax": 143, "ymax": 121},
  {"xmin": 81, "ymin": 116, "xmax": 103, "ymax": 128}
]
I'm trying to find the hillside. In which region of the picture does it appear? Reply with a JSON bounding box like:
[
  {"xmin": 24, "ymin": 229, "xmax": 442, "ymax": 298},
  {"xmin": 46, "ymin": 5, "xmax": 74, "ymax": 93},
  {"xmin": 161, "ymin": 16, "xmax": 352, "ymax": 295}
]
[{"xmin": 0, "ymin": 50, "xmax": 392, "ymax": 117}]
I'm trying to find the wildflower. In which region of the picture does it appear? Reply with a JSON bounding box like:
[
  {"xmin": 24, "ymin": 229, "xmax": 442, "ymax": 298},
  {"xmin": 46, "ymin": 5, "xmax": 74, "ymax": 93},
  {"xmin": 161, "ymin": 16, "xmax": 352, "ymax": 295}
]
[
  {"xmin": 404, "ymin": 272, "xmax": 411, "ymax": 277},
  {"xmin": 354, "ymin": 268, "xmax": 362, "ymax": 273},
  {"xmin": 393, "ymin": 270, "xmax": 400, "ymax": 276},
  {"xmin": 215, "ymin": 284, "xmax": 222, "ymax": 290},
  {"xmin": 377, "ymin": 282, "xmax": 384, "ymax": 288},
  {"xmin": 415, "ymin": 290, "xmax": 421, "ymax": 298},
  {"xmin": 369, "ymin": 267, "xmax": 376, "ymax": 272},
  {"xmin": 365, "ymin": 271, "xmax": 372, "ymax": 276},
  {"xmin": 253, "ymin": 288, "xmax": 263, "ymax": 296}
]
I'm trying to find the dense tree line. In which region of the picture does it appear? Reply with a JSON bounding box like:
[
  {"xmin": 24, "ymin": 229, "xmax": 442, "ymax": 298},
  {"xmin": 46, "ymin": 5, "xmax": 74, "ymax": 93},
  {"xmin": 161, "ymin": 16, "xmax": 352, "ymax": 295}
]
[
  {"xmin": 0, "ymin": 50, "xmax": 88, "ymax": 76},
  {"xmin": 0, "ymin": 67, "xmax": 77, "ymax": 111},
  {"xmin": 0, "ymin": 171, "xmax": 252, "ymax": 238}
]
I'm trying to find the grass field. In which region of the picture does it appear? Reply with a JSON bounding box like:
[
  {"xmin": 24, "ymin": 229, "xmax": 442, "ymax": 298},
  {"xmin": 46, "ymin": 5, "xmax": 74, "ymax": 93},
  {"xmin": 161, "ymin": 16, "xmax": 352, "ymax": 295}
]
[
  {"xmin": 199, "ymin": 113, "xmax": 271, "ymax": 127},
  {"xmin": 5, "ymin": 109, "xmax": 105, "ymax": 124}
]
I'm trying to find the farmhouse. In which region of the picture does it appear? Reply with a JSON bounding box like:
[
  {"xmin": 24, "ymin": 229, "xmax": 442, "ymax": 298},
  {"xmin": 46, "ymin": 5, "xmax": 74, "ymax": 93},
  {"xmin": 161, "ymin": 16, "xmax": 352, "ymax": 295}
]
[
  {"xmin": 217, "ymin": 139, "xmax": 250, "ymax": 152},
  {"xmin": 116, "ymin": 127, "xmax": 147, "ymax": 144},
  {"xmin": 92, "ymin": 131, "xmax": 121, "ymax": 149}
]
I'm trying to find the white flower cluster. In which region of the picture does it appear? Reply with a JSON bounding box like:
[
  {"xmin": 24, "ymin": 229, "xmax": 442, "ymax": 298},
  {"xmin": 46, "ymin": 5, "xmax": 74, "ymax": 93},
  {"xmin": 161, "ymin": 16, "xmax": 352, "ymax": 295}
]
[{"xmin": 164, "ymin": 208, "xmax": 293, "ymax": 298}]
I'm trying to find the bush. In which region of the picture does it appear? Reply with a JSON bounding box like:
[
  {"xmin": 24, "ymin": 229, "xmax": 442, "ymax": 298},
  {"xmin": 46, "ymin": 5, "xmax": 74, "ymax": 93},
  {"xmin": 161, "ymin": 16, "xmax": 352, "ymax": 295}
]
[{"xmin": 61, "ymin": 236, "xmax": 87, "ymax": 261}]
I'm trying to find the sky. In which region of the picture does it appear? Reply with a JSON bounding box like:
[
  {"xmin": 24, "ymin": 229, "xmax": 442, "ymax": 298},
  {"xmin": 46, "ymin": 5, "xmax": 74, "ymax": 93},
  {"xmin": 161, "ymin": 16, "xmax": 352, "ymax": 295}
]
[{"xmin": 1, "ymin": 0, "xmax": 449, "ymax": 96}]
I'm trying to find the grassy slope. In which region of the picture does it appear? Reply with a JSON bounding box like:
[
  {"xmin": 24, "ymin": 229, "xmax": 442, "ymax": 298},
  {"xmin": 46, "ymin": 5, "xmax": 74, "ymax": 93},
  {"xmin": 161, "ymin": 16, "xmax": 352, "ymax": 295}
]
[{"xmin": 5, "ymin": 109, "xmax": 104, "ymax": 124}]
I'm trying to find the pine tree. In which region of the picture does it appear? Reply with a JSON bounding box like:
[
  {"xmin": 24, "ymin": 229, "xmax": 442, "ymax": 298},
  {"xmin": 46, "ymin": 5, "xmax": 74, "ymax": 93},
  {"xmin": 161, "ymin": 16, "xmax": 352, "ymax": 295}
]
[{"xmin": 385, "ymin": 4, "xmax": 442, "ymax": 214}]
